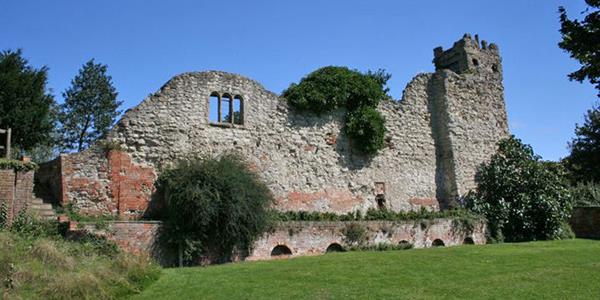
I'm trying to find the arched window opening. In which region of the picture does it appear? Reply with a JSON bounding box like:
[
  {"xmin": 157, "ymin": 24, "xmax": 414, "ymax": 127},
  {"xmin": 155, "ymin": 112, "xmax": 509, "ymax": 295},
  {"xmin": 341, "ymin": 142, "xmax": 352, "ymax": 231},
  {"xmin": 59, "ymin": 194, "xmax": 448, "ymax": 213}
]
[
  {"xmin": 472, "ymin": 58, "xmax": 479, "ymax": 67},
  {"xmin": 209, "ymin": 92, "xmax": 220, "ymax": 123},
  {"xmin": 221, "ymin": 94, "xmax": 233, "ymax": 123},
  {"xmin": 233, "ymin": 95, "xmax": 243, "ymax": 125},
  {"xmin": 432, "ymin": 239, "xmax": 445, "ymax": 247},
  {"xmin": 463, "ymin": 237, "xmax": 475, "ymax": 245},
  {"xmin": 326, "ymin": 243, "xmax": 345, "ymax": 253},
  {"xmin": 271, "ymin": 245, "xmax": 292, "ymax": 257}
]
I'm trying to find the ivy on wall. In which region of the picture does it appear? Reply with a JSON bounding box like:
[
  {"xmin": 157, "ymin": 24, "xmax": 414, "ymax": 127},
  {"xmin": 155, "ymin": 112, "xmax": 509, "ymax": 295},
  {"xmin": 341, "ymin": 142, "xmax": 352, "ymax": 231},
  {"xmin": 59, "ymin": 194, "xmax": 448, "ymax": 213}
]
[{"xmin": 283, "ymin": 66, "xmax": 391, "ymax": 155}]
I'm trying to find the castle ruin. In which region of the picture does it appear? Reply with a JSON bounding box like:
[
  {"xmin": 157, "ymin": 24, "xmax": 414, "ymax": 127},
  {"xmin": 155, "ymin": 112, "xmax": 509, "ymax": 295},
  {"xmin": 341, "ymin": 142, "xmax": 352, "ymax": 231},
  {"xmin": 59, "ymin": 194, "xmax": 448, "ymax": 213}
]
[{"xmin": 37, "ymin": 34, "xmax": 509, "ymax": 259}]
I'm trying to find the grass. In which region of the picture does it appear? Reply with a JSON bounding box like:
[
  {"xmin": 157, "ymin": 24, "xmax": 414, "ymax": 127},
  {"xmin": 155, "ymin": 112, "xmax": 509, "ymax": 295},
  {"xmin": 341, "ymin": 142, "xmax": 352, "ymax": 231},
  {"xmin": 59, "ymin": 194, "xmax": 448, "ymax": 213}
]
[
  {"xmin": 132, "ymin": 239, "xmax": 600, "ymax": 299},
  {"xmin": 0, "ymin": 230, "xmax": 161, "ymax": 300}
]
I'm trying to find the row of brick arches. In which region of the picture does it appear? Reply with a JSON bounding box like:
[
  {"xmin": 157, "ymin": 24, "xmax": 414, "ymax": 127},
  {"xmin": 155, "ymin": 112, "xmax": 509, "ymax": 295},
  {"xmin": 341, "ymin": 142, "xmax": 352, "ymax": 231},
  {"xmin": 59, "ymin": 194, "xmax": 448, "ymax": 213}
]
[{"xmin": 269, "ymin": 237, "xmax": 475, "ymax": 257}]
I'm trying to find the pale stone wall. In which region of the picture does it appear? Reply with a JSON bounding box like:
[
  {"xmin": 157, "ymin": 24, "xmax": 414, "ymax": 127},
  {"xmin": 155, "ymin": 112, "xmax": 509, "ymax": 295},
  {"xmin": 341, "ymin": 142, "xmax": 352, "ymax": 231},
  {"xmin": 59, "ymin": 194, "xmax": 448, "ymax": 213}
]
[
  {"xmin": 248, "ymin": 219, "xmax": 486, "ymax": 261},
  {"xmin": 49, "ymin": 34, "xmax": 509, "ymax": 216}
]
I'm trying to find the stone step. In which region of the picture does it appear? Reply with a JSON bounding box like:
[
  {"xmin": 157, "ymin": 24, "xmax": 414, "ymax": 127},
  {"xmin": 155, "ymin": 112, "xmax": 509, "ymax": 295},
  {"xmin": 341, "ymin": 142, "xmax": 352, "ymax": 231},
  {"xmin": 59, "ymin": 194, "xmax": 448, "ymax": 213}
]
[
  {"xmin": 28, "ymin": 198, "xmax": 44, "ymax": 205},
  {"xmin": 29, "ymin": 203, "xmax": 54, "ymax": 211}
]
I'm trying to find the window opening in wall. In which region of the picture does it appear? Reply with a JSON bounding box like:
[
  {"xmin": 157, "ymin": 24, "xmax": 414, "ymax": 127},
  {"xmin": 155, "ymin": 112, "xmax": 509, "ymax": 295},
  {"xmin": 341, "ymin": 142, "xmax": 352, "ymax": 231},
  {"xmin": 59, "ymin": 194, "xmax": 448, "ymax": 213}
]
[
  {"xmin": 375, "ymin": 182, "xmax": 386, "ymax": 209},
  {"xmin": 492, "ymin": 64, "xmax": 499, "ymax": 73},
  {"xmin": 209, "ymin": 93, "xmax": 220, "ymax": 123},
  {"xmin": 233, "ymin": 95, "xmax": 243, "ymax": 125},
  {"xmin": 221, "ymin": 94, "xmax": 232, "ymax": 123},
  {"xmin": 472, "ymin": 58, "xmax": 479, "ymax": 66}
]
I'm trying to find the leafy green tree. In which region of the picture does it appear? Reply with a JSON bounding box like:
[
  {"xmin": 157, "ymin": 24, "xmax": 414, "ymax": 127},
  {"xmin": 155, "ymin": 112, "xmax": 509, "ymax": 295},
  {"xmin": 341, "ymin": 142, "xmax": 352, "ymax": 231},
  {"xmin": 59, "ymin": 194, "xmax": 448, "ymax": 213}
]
[
  {"xmin": 0, "ymin": 49, "xmax": 56, "ymax": 153},
  {"xmin": 58, "ymin": 59, "xmax": 122, "ymax": 151},
  {"xmin": 466, "ymin": 136, "xmax": 573, "ymax": 242},
  {"xmin": 559, "ymin": 1, "xmax": 600, "ymax": 95},
  {"xmin": 565, "ymin": 102, "xmax": 600, "ymax": 182},
  {"xmin": 156, "ymin": 154, "xmax": 274, "ymax": 266}
]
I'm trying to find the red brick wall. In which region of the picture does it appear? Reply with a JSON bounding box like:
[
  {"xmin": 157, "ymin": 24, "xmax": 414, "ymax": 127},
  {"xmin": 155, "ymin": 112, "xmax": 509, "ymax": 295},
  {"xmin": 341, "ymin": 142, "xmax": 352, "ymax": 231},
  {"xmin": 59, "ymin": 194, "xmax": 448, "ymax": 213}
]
[
  {"xmin": 0, "ymin": 169, "xmax": 34, "ymax": 223},
  {"xmin": 571, "ymin": 207, "xmax": 600, "ymax": 239},
  {"xmin": 58, "ymin": 147, "xmax": 156, "ymax": 219}
]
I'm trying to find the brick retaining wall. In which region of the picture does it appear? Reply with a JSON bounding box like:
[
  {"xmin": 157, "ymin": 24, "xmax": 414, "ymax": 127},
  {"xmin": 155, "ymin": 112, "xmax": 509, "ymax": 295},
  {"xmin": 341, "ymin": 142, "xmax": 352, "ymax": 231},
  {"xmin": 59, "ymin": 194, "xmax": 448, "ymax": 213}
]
[{"xmin": 0, "ymin": 169, "xmax": 34, "ymax": 223}]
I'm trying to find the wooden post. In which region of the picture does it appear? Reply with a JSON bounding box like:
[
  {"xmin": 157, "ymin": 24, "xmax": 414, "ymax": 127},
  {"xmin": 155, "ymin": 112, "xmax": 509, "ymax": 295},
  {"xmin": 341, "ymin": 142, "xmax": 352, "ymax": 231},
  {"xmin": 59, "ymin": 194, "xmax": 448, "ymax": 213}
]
[{"xmin": 6, "ymin": 128, "xmax": 11, "ymax": 159}]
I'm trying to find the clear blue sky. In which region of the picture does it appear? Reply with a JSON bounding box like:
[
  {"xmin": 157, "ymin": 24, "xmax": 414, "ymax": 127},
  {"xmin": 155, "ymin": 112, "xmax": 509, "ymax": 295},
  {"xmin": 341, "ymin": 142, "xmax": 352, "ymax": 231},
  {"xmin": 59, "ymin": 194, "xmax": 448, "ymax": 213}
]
[{"xmin": 1, "ymin": 1, "xmax": 596, "ymax": 161}]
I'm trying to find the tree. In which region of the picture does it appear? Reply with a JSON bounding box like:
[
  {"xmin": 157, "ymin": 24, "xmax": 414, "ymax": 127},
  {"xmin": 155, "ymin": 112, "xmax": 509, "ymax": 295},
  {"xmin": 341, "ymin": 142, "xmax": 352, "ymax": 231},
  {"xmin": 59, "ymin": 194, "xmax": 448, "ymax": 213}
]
[
  {"xmin": 565, "ymin": 102, "xmax": 600, "ymax": 182},
  {"xmin": 0, "ymin": 49, "xmax": 56, "ymax": 153},
  {"xmin": 156, "ymin": 154, "xmax": 274, "ymax": 266},
  {"xmin": 466, "ymin": 136, "xmax": 573, "ymax": 242},
  {"xmin": 58, "ymin": 59, "xmax": 122, "ymax": 151},
  {"xmin": 558, "ymin": 1, "xmax": 600, "ymax": 95}
]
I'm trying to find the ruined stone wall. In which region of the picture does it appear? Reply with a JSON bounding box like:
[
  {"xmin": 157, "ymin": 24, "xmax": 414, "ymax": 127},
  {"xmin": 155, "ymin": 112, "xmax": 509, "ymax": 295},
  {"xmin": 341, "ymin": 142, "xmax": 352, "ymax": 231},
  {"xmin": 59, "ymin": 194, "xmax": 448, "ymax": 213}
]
[
  {"xmin": 248, "ymin": 219, "xmax": 486, "ymax": 260},
  {"xmin": 72, "ymin": 218, "xmax": 485, "ymax": 264},
  {"xmin": 51, "ymin": 34, "xmax": 509, "ymax": 217},
  {"xmin": 50, "ymin": 148, "xmax": 156, "ymax": 219}
]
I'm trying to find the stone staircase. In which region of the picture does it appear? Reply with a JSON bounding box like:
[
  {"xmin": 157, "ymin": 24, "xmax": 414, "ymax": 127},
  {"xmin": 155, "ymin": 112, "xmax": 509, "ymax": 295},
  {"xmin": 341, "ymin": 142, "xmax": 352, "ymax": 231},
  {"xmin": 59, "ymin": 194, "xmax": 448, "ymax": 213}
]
[{"xmin": 27, "ymin": 197, "xmax": 57, "ymax": 221}]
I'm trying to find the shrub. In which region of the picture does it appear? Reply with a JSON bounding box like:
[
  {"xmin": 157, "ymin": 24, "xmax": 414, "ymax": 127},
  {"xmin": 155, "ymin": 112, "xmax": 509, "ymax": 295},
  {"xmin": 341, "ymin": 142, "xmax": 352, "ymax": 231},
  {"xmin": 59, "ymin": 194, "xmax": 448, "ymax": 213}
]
[
  {"xmin": 570, "ymin": 181, "xmax": 600, "ymax": 207},
  {"xmin": 342, "ymin": 223, "xmax": 367, "ymax": 246},
  {"xmin": 156, "ymin": 153, "xmax": 274, "ymax": 265},
  {"xmin": 466, "ymin": 136, "xmax": 573, "ymax": 242},
  {"xmin": 283, "ymin": 66, "xmax": 391, "ymax": 154},
  {"xmin": 0, "ymin": 158, "xmax": 38, "ymax": 172}
]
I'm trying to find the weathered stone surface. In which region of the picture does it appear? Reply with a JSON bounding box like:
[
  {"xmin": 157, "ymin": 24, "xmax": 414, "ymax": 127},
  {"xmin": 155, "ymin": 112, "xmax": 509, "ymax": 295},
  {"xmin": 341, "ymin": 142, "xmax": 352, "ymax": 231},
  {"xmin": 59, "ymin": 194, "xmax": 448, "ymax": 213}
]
[
  {"xmin": 42, "ymin": 34, "xmax": 509, "ymax": 217},
  {"xmin": 73, "ymin": 219, "xmax": 486, "ymax": 264}
]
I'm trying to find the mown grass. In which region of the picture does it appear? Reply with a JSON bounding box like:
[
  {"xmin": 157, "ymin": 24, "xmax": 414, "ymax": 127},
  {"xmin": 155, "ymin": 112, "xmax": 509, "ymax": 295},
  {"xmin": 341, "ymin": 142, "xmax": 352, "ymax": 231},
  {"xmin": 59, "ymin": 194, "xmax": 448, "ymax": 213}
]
[
  {"xmin": 0, "ymin": 230, "xmax": 161, "ymax": 299},
  {"xmin": 133, "ymin": 239, "xmax": 600, "ymax": 299}
]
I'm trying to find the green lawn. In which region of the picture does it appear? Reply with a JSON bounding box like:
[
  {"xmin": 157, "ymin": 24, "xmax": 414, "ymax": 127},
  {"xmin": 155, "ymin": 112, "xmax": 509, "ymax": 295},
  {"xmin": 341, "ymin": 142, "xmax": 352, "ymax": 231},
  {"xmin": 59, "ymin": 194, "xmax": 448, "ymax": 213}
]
[{"xmin": 132, "ymin": 239, "xmax": 600, "ymax": 299}]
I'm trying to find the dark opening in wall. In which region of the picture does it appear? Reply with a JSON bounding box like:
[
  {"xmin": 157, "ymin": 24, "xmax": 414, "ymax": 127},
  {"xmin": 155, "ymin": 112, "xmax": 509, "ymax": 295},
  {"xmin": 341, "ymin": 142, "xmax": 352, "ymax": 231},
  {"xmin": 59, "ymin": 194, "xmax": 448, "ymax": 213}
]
[
  {"xmin": 209, "ymin": 92, "xmax": 220, "ymax": 123},
  {"xmin": 472, "ymin": 58, "xmax": 479, "ymax": 66},
  {"xmin": 326, "ymin": 243, "xmax": 345, "ymax": 253},
  {"xmin": 463, "ymin": 237, "xmax": 475, "ymax": 245},
  {"xmin": 432, "ymin": 239, "xmax": 445, "ymax": 247},
  {"xmin": 376, "ymin": 195, "xmax": 386, "ymax": 209},
  {"xmin": 398, "ymin": 240, "xmax": 413, "ymax": 249},
  {"xmin": 271, "ymin": 245, "xmax": 292, "ymax": 256},
  {"xmin": 492, "ymin": 64, "xmax": 499, "ymax": 73},
  {"xmin": 233, "ymin": 95, "xmax": 243, "ymax": 125}
]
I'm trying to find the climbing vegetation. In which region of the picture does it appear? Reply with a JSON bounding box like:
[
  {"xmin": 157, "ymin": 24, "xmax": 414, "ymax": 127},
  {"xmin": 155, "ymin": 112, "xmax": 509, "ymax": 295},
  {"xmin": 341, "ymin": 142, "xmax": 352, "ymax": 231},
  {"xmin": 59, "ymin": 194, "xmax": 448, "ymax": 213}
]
[
  {"xmin": 283, "ymin": 66, "xmax": 391, "ymax": 155},
  {"xmin": 156, "ymin": 153, "xmax": 274, "ymax": 266}
]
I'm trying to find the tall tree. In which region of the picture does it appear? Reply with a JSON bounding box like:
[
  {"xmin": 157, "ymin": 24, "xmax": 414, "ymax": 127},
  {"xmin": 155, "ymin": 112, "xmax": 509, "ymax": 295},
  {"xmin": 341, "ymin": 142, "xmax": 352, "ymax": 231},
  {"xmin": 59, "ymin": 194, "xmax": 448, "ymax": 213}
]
[
  {"xmin": 0, "ymin": 49, "xmax": 56, "ymax": 154},
  {"xmin": 558, "ymin": 1, "xmax": 600, "ymax": 95},
  {"xmin": 59, "ymin": 59, "xmax": 122, "ymax": 151},
  {"xmin": 565, "ymin": 102, "xmax": 600, "ymax": 182}
]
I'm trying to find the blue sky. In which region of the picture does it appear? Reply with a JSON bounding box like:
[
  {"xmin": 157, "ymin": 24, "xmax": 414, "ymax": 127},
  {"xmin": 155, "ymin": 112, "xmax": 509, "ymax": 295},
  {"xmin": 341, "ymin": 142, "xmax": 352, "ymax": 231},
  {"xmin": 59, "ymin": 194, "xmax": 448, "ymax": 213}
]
[{"xmin": 1, "ymin": 1, "xmax": 596, "ymax": 161}]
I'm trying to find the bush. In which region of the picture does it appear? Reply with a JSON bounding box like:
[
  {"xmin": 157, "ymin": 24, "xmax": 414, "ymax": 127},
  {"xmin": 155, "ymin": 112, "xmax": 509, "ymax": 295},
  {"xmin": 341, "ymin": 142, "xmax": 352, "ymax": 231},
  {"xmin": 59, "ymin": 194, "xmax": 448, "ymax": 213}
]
[
  {"xmin": 570, "ymin": 181, "xmax": 600, "ymax": 207},
  {"xmin": 342, "ymin": 223, "xmax": 367, "ymax": 246},
  {"xmin": 466, "ymin": 136, "xmax": 573, "ymax": 242},
  {"xmin": 0, "ymin": 158, "xmax": 38, "ymax": 172},
  {"xmin": 283, "ymin": 66, "xmax": 390, "ymax": 154},
  {"xmin": 346, "ymin": 107, "xmax": 386, "ymax": 154},
  {"xmin": 156, "ymin": 153, "xmax": 274, "ymax": 265}
]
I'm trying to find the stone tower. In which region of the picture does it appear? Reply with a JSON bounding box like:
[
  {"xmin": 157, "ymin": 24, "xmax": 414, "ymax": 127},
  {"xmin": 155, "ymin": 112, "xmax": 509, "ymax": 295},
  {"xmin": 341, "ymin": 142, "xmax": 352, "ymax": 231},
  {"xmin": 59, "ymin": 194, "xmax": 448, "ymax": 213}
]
[{"xmin": 430, "ymin": 33, "xmax": 509, "ymax": 208}]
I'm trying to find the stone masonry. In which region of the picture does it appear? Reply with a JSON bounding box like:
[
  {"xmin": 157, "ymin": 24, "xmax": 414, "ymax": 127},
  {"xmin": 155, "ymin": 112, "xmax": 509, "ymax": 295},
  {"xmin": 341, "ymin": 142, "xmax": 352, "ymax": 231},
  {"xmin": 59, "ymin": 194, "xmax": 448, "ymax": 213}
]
[{"xmin": 39, "ymin": 34, "xmax": 509, "ymax": 218}]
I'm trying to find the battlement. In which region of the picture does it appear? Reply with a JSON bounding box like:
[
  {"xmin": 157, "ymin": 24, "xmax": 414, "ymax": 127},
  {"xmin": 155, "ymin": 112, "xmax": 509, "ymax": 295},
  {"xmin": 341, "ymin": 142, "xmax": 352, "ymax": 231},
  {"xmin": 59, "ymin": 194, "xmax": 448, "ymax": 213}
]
[{"xmin": 433, "ymin": 33, "xmax": 501, "ymax": 75}]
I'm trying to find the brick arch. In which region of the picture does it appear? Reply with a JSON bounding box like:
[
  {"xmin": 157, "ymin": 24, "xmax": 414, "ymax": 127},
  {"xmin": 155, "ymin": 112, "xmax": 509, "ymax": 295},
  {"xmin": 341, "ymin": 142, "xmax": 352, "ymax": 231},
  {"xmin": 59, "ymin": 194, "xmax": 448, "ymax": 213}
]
[{"xmin": 271, "ymin": 245, "xmax": 292, "ymax": 257}]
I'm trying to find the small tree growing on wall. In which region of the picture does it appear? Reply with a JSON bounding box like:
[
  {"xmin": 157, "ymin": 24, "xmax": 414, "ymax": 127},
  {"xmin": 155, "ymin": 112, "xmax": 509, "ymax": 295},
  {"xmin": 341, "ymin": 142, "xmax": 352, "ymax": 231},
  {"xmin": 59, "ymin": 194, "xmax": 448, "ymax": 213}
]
[
  {"xmin": 465, "ymin": 136, "xmax": 573, "ymax": 242},
  {"xmin": 156, "ymin": 153, "xmax": 274, "ymax": 266}
]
